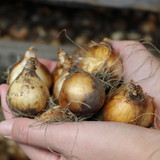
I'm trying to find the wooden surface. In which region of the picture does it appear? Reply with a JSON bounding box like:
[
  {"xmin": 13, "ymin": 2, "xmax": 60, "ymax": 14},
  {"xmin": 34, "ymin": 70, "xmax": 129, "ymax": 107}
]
[
  {"xmin": 31, "ymin": 0, "xmax": 160, "ymax": 12},
  {"xmin": 0, "ymin": 39, "xmax": 76, "ymax": 70}
]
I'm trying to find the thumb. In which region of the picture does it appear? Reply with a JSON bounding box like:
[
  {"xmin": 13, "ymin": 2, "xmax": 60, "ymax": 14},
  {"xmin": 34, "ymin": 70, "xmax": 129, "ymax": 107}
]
[
  {"xmin": 0, "ymin": 118, "xmax": 159, "ymax": 160},
  {"xmin": 0, "ymin": 84, "xmax": 15, "ymax": 119},
  {"xmin": 0, "ymin": 118, "xmax": 81, "ymax": 158}
]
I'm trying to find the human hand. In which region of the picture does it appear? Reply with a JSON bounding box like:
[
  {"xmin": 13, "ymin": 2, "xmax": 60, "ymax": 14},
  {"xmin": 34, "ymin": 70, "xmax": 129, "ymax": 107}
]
[
  {"xmin": 0, "ymin": 41, "xmax": 160, "ymax": 160},
  {"xmin": 111, "ymin": 40, "xmax": 160, "ymax": 110}
]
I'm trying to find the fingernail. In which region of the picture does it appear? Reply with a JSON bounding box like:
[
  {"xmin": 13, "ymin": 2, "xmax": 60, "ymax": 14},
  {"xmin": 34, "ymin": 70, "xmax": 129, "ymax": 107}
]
[
  {"xmin": 4, "ymin": 136, "xmax": 12, "ymax": 140},
  {"xmin": 0, "ymin": 120, "xmax": 13, "ymax": 137}
]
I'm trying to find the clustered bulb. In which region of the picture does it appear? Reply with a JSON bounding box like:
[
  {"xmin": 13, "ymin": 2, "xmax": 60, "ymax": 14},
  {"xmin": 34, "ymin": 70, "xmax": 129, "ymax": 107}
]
[
  {"xmin": 34, "ymin": 106, "xmax": 63, "ymax": 122},
  {"xmin": 52, "ymin": 49, "xmax": 72, "ymax": 101},
  {"xmin": 7, "ymin": 59, "xmax": 50, "ymax": 115},
  {"xmin": 72, "ymin": 38, "xmax": 123, "ymax": 79},
  {"xmin": 102, "ymin": 80, "xmax": 154, "ymax": 127},
  {"xmin": 59, "ymin": 68, "xmax": 106, "ymax": 116},
  {"xmin": 52, "ymin": 49, "xmax": 72, "ymax": 87},
  {"xmin": 8, "ymin": 47, "xmax": 52, "ymax": 89},
  {"xmin": 6, "ymin": 38, "xmax": 156, "ymax": 127}
]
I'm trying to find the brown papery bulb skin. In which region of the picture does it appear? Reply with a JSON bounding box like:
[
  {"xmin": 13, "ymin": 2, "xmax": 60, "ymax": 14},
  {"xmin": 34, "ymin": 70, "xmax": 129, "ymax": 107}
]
[
  {"xmin": 7, "ymin": 59, "xmax": 50, "ymax": 115},
  {"xmin": 35, "ymin": 106, "xmax": 63, "ymax": 122},
  {"xmin": 102, "ymin": 81, "xmax": 154, "ymax": 127},
  {"xmin": 72, "ymin": 39, "xmax": 123, "ymax": 79},
  {"xmin": 8, "ymin": 47, "xmax": 52, "ymax": 89},
  {"xmin": 52, "ymin": 49, "xmax": 72, "ymax": 87},
  {"xmin": 72, "ymin": 45, "xmax": 91, "ymax": 67},
  {"xmin": 59, "ymin": 70, "xmax": 106, "ymax": 116},
  {"xmin": 53, "ymin": 71, "xmax": 69, "ymax": 101}
]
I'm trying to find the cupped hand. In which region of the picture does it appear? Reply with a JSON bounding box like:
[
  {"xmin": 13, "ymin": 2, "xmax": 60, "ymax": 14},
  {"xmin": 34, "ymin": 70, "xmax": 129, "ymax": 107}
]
[
  {"xmin": 111, "ymin": 40, "xmax": 160, "ymax": 109},
  {"xmin": 0, "ymin": 40, "xmax": 160, "ymax": 160}
]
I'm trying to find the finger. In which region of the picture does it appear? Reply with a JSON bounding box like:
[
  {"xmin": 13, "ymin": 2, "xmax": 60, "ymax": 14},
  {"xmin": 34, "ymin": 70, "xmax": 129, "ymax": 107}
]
[
  {"xmin": 111, "ymin": 40, "xmax": 160, "ymax": 103},
  {"xmin": 111, "ymin": 40, "xmax": 160, "ymax": 80},
  {"xmin": 0, "ymin": 84, "xmax": 15, "ymax": 119},
  {"xmin": 111, "ymin": 40, "xmax": 160, "ymax": 127},
  {"xmin": 111, "ymin": 40, "xmax": 151, "ymax": 60},
  {"xmin": 38, "ymin": 58, "xmax": 57, "ymax": 73},
  {"xmin": 18, "ymin": 143, "xmax": 67, "ymax": 160},
  {"xmin": 0, "ymin": 118, "xmax": 160, "ymax": 160},
  {"xmin": 0, "ymin": 118, "xmax": 78, "ymax": 156},
  {"xmin": 9, "ymin": 118, "xmax": 79, "ymax": 157}
]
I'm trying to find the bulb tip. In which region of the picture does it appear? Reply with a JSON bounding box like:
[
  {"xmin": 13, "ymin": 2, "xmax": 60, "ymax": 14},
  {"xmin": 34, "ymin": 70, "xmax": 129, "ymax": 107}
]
[
  {"xmin": 25, "ymin": 46, "xmax": 37, "ymax": 58},
  {"xmin": 29, "ymin": 46, "xmax": 38, "ymax": 53}
]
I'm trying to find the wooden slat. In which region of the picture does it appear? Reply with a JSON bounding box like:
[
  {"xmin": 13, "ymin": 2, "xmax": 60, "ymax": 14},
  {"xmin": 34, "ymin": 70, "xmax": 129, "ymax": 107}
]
[
  {"xmin": 0, "ymin": 39, "xmax": 76, "ymax": 70},
  {"xmin": 31, "ymin": 0, "xmax": 160, "ymax": 12}
]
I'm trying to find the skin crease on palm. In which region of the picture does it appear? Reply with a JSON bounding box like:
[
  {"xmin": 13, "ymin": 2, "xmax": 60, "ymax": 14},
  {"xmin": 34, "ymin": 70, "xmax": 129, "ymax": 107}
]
[{"xmin": 0, "ymin": 40, "xmax": 160, "ymax": 160}]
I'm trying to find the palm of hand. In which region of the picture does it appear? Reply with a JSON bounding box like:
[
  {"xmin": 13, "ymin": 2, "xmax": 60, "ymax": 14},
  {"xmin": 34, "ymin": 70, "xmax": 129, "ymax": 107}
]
[{"xmin": 0, "ymin": 40, "xmax": 160, "ymax": 160}]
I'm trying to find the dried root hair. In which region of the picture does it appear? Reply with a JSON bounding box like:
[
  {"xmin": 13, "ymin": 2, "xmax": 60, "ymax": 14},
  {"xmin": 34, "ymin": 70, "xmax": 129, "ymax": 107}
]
[{"xmin": 33, "ymin": 96, "xmax": 92, "ymax": 125}]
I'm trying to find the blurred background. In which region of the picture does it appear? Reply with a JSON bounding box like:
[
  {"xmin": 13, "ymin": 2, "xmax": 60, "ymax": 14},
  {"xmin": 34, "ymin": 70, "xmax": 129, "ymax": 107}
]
[{"xmin": 0, "ymin": 0, "xmax": 160, "ymax": 159}]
